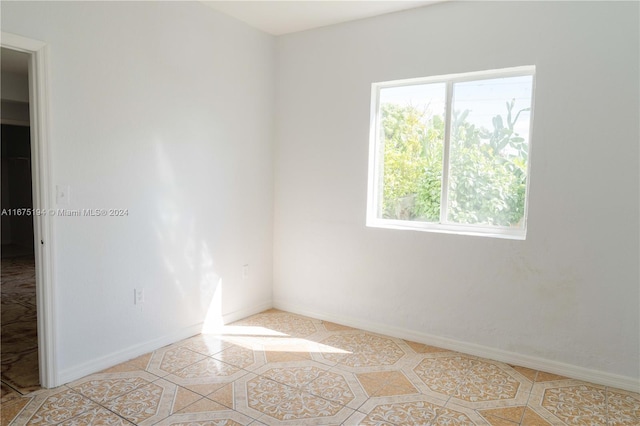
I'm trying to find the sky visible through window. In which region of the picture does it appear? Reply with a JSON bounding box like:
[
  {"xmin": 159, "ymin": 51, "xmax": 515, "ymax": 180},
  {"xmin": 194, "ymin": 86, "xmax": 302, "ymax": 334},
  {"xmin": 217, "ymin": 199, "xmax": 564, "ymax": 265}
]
[{"xmin": 379, "ymin": 76, "xmax": 533, "ymax": 142}]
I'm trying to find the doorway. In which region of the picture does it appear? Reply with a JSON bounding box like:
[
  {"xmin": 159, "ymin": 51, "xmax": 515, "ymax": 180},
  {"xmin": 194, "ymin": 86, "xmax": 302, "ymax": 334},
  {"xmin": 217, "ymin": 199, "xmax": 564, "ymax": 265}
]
[
  {"xmin": 1, "ymin": 47, "xmax": 41, "ymax": 396},
  {"xmin": 1, "ymin": 32, "xmax": 55, "ymax": 390}
]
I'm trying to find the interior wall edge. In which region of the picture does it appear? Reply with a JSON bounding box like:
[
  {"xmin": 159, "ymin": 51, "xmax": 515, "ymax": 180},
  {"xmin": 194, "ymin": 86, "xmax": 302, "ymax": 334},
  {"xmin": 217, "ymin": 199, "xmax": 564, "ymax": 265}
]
[
  {"xmin": 222, "ymin": 299, "xmax": 274, "ymax": 325},
  {"xmin": 56, "ymin": 323, "xmax": 203, "ymax": 387},
  {"xmin": 272, "ymin": 299, "xmax": 640, "ymax": 393},
  {"xmin": 55, "ymin": 297, "xmax": 274, "ymax": 387}
]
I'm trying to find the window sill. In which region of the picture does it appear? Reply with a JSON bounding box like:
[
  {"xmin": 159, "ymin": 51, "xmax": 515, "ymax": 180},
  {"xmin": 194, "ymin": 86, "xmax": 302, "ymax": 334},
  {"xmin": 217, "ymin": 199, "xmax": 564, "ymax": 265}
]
[{"xmin": 366, "ymin": 218, "xmax": 526, "ymax": 240}]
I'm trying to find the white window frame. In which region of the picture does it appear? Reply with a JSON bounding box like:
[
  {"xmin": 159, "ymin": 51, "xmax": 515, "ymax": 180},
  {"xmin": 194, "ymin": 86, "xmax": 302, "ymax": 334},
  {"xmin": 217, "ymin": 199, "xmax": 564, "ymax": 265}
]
[{"xmin": 366, "ymin": 66, "xmax": 536, "ymax": 240}]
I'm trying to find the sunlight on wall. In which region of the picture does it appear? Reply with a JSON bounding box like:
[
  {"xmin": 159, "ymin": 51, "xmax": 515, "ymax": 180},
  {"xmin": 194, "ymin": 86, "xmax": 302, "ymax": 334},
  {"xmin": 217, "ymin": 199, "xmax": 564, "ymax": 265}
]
[
  {"xmin": 154, "ymin": 140, "xmax": 222, "ymax": 328},
  {"xmin": 202, "ymin": 277, "xmax": 223, "ymax": 333}
]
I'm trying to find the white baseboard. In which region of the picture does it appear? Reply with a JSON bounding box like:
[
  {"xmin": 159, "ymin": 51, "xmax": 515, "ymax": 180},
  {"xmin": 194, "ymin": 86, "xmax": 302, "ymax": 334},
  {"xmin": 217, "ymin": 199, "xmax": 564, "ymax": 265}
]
[
  {"xmin": 222, "ymin": 300, "xmax": 273, "ymax": 324},
  {"xmin": 57, "ymin": 323, "xmax": 203, "ymax": 386},
  {"xmin": 273, "ymin": 300, "xmax": 640, "ymax": 393},
  {"xmin": 56, "ymin": 301, "xmax": 274, "ymax": 387}
]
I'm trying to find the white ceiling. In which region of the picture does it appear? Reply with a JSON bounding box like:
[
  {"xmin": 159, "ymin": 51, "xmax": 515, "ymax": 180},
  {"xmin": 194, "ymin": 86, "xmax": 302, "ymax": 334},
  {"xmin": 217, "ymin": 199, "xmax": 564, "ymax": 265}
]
[
  {"xmin": 203, "ymin": 1, "xmax": 441, "ymax": 35},
  {"xmin": 1, "ymin": 47, "xmax": 29, "ymax": 75},
  {"xmin": 1, "ymin": 2, "xmax": 441, "ymax": 75}
]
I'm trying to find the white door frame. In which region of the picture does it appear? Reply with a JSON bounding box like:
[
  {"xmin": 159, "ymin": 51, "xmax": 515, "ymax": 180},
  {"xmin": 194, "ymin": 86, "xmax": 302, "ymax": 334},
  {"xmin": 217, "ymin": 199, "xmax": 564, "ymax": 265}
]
[{"xmin": 2, "ymin": 32, "xmax": 57, "ymax": 388}]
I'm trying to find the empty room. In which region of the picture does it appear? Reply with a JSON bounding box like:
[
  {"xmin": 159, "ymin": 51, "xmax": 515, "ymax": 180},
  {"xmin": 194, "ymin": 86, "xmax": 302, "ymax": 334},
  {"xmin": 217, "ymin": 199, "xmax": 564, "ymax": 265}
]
[{"xmin": 0, "ymin": 1, "xmax": 638, "ymax": 425}]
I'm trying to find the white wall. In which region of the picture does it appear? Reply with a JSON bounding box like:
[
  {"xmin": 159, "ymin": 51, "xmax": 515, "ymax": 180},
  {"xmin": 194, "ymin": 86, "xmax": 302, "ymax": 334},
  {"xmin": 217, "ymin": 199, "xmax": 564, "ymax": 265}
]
[
  {"xmin": 2, "ymin": 0, "xmax": 638, "ymax": 390},
  {"xmin": 274, "ymin": 1, "xmax": 639, "ymax": 385},
  {"xmin": 1, "ymin": 1, "xmax": 275, "ymax": 383}
]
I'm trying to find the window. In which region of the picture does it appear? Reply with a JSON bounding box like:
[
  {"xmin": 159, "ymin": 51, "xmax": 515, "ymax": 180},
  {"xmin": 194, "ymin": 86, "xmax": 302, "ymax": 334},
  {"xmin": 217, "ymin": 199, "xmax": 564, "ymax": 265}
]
[{"xmin": 367, "ymin": 66, "xmax": 535, "ymax": 239}]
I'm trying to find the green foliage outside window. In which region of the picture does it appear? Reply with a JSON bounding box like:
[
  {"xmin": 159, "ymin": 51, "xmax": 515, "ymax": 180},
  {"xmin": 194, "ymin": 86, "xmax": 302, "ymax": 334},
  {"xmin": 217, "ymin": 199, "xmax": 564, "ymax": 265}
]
[
  {"xmin": 381, "ymin": 101, "xmax": 529, "ymax": 227},
  {"xmin": 381, "ymin": 104, "xmax": 443, "ymax": 221}
]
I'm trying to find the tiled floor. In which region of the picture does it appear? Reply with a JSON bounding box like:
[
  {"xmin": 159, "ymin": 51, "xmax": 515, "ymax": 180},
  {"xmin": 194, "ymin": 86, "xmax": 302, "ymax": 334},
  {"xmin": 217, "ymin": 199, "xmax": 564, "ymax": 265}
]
[
  {"xmin": 1, "ymin": 256, "xmax": 40, "ymax": 399},
  {"xmin": 2, "ymin": 309, "xmax": 639, "ymax": 425}
]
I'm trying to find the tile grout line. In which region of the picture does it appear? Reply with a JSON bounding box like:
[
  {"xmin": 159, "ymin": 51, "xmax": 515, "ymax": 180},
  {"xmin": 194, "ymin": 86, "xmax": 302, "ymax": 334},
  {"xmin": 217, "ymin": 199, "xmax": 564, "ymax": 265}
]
[
  {"xmin": 253, "ymin": 366, "xmax": 362, "ymax": 424},
  {"xmin": 1, "ymin": 379, "xmax": 28, "ymax": 397},
  {"xmin": 59, "ymin": 400, "xmax": 136, "ymax": 426},
  {"xmin": 71, "ymin": 374, "xmax": 161, "ymax": 407},
  {"xmin": 516, "ymin": 369, "xmax": 538, "ymax": 425},
  {"xmin": 604, "ymin": 386, "xmax": 610, "ymax": 426}
]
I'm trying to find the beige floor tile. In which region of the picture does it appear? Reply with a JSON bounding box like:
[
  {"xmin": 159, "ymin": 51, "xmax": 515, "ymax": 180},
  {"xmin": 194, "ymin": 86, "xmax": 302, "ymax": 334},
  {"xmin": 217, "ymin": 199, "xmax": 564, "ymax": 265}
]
[
  {"xmin": 176, "ymin": 397, "xmax": 229, "ymax": 414},
  {"xmin": 257, "ymin": 407, "xmax": 356, "ymax": 426},
  {"xmin": 172, "ymin": 386, "xmax": 202, "ymax": 413},
  {"xmin": 258, "ymin": 364, "xmax": 330, "ymax": 389},
  {"xmin": 442, "ymin": 400, "xmax": 492, "ymax": 424},
  {"xmin": 418, "ymin": 356, "xmax": 528, "ymax": 407},
  {"xmin": 213, "ymin": 343, "xmax": 261, "ymax": 370},
  {"xmin": 259, "ymin": 336, "xmax": 316, "ymax": 360},
  {"xmin": 384, "ymin": 371, "xmax": 417, "ymax": 389},
  {"xmin": 254, "ymin": 336, "xmax": 322, "ymax": 353},
  {"xmin": 247, "ymin": 375, "xmax": 341, "ymax": 421},
  {"xmin": 521, "ymin": 407, "xmax": 553, "ymax": 425},
  {"xmin": 12, "ymin": 387, "xmax": 99, "ymax": 425},
  {"xmin": 183, "ymin": 361, "xmax": 242, "ymax": 382},
  {"xmin": 304, "ymin": 368, "xmax": 368, "ymax": 410},
  {"xmin": 184, "ymin": 381, "xmax": 228, "ymax": 398},
  {"xmin": 606, "ymin": 387, "xmax": 640, "ymax": 425},
  {"xmin": 412, "ymin": 354, "xmax": 475, "ymax": 397},
  {"xmin": 357, "ymin": 394, "xmax": 471, "ymax": 425},
  {"xmin": 459, "ymin": 361, "xmax": 523, "ymax": 402},
  {"xmin": 7, "ymin": 308, "xmax": 639, "ymax": 426},
  {"xmin": 208, "ymin": 382, "xmax": 235, "ymax": 408},
  {"xmin": 100, "ymin": 353, "xmax": 153, "ymax": 374},
  {"xmin": 537, "ymin": 383, "xmax": 607, "ymax": 425},
  {"xmin": 154, "ymin": 409, "xmax": 255, "ymax": 425},
  {"xmin": 321, "ymin": 321, "xmax": 355, "ymax": 332},
  {"xmin": 146, "ymin": 346, "xmax": 208, "ymax": 377},
  {"xmin": 535, "ymin": 371, "xmax": 568, "ymax": 383},
  {"xmin": 57, "ymin": 406, "xmax": 133, "ymax": 425},
  {"xmin": 319, "ymin": 333, "xmax": 407, "ymax": 369},
  {"xmin": 480, "ymin": 413, "xmax": 519, "ymax": 426},
  {"xmin": 163, "ymin": 357, "xmax": 247, "ymax": 389},
  {"xmin": 68, "ymin": 371, "xmax": 158, "ymax": 404},
  {"xmin": 264, "ymin": 349, "xmax": 312, "ymax": 363},
  {"xmin": 374, "ymin": 382, "xmax": 420, "ymax": 398},
  {"xmin": 176, "ymin": 334, "xmax": 231, "ymax": 356},
  {"xmin": 478, "ymin": 406, "xmax": 525, "ymax": 423},
  {"xmin": 356, "ymin": 371, "xmax": 392, "ymax": 396},
  {"xmin": 356, "ymin": 393, "xmax": 450, "ymax": 421},
  {"xmin": 250, "ymin": 360, "xmax": 331, "ymax": 389},
  {"xmin": 342, "ymin": 410, "xmax": 374, "ymax": 426},
  {"xmin": 509, "ymin": 365, "xmax": 538, "ymax": 382},
  {"xmin": 232, "ymin": 373, "xmax": 354, "ymax": 425},
  {"xmin": 231, "ymin": 312, "xmax": 321, "ymax": 338},
  {"xmin": 404, "ymin": 340, "xmax": 450, "ymax": 354},
  {"xmin": 366, "ymin": 371, "xmax": 420, "ymax": 398},
  {"xmin": 103, "ymin": 378, "xmax": 180, "ymax": 425}
]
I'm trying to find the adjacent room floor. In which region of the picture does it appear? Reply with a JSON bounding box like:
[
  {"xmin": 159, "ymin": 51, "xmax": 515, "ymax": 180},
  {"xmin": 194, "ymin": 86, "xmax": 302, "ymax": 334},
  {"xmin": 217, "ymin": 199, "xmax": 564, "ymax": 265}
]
[
  {"xmin": 1, "ymin": 255, "xmax": 40, "ymax": 402},
  {"xmin": 2, "ymin": 309, "xmax": 638, "ymax": 425}
]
